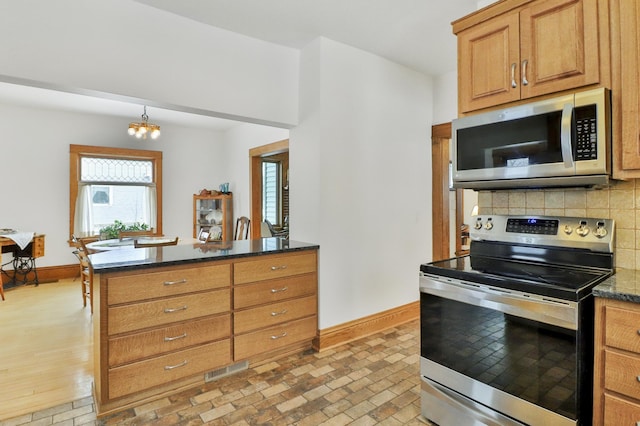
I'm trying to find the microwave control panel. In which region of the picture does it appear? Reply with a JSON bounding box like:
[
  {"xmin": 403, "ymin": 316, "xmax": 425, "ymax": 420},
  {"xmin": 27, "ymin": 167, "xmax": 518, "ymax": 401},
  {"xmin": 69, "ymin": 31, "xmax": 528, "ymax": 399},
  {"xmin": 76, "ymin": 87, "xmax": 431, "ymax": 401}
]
[{"xmin": 575, "ymin": 104, "xmax": 597, "ymax": 160}]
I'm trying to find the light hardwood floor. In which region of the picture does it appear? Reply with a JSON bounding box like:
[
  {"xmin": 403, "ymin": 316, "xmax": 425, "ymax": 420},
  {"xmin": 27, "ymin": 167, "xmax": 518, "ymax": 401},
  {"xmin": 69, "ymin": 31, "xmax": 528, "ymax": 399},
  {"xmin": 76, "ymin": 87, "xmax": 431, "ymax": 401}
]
[{"xmin": 0, "ymin": 279, "xmax": 93, "ymax": 421}]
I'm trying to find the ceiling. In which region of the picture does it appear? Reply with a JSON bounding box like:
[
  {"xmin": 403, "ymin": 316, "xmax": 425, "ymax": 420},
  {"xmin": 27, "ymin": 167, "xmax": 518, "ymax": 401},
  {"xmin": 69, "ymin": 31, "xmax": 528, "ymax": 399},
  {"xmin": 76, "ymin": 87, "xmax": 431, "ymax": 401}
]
[
  {"xmin": 0, "ymin": 0, "xmax": 482, "ymax": 130},
  {"xmin": 135, "ymin": 0, "xmax": 481, "ymax": 77}
]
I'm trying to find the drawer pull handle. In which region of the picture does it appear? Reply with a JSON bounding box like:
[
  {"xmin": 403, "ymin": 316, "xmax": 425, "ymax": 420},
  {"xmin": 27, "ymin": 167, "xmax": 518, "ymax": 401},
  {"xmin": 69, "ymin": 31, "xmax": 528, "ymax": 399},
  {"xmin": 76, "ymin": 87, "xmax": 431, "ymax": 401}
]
[
  {"xmin": 164, "ymin": 332, "xmax": 187, "ymax": 342},
  {"xmin": 163, "ymin": 279, "xmax": 187, "ymax": 286},
  {"xmin": 164, "ymin": 305, "xmax": 188, "ymax": 313},
  {"xmin": 271, "ymin": 287, "xmax": 288, "ymax": 293},
  {"xmin": 271, "ymin": 310, "xmax": 288, "ymax": 316},
  {"xmin": 271, "ymin": 331, "xmax": 287, "ymax": 340},
  {"xmin": 164, "ymin": 360, "xmax": 188, "ymax": 370},
  {"xmin": 271, "ymin": 265, "xmax": 288, "ymax": 271}
]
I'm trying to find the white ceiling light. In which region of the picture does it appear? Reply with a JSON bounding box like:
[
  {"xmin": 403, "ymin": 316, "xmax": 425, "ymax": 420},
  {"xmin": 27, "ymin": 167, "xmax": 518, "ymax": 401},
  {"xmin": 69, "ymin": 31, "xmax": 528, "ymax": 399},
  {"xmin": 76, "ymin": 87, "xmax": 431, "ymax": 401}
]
[{"xmin": 128, "ymin": 106, "xmax": 161, "ymax": 139}]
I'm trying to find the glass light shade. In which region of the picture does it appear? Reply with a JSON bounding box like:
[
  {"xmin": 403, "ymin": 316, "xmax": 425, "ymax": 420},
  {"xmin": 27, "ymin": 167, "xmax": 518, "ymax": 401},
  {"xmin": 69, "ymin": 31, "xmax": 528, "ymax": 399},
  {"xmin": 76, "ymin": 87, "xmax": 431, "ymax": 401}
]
[
  {"xmin": 150, "ymin": 129, "xmax": 160, "ymax": 139},
  {"xmin": 127, "ymin": 126, "xmax": 136, "ymax": 135}
]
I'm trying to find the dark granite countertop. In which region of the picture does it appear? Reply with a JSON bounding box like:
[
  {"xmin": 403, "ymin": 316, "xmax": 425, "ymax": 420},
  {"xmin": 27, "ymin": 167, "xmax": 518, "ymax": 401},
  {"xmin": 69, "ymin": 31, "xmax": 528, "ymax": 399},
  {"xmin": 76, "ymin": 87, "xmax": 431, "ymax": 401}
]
[
  {"xmin": 88, "ymin": 238, "xmax": 319, "ymax": 274},
  {"xmin": 593, "ymin": 268, "xmax": 640, "ymax": 303}
]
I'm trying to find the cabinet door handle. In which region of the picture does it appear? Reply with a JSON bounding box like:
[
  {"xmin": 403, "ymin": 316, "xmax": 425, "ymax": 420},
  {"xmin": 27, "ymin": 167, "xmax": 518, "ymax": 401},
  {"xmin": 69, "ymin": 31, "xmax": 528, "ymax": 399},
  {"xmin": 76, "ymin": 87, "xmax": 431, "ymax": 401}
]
[
  {"xmin": 511, "ymin": 63, "xmax": 517, "ymax": 88},
  {"xmin": 271, "ymin": 287, "xmax": 288, "ymax": 293},
  {"xmin": 164, "ymin": 332, "xmax": 187, "ymax": 342},
  {"xmin": 164, "ymin": 305, "xmax": 188, "ymax": 313},
  {"xmin": 164, "ymin": 360, "xmax": 188, "ymax": 370},
  {"xmin": 522, "ymin": 59, "xmax": 529, "ymax": 86},
  {"xmin": 163, "ymin": 279, "xmax": 187, "ymax": 286},
  {"xmin": 271, "ymin": 331, "xmax": 287, "ymax": 340},
  {"xmin": 271, "ymin": 310, "xmax": 288, "ymax": 316},
  {"xmin": 271, "ymin": 265, "xmax": 288, "ymax": 271}
]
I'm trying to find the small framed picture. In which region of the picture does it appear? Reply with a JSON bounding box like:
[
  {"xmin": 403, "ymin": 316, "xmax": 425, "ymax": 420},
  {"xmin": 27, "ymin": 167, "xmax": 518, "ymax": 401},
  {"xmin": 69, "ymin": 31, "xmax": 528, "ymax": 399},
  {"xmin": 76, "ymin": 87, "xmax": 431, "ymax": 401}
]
[{"xmin": 197, "ymin": 229, "xmax": 210, "ymax": 242}]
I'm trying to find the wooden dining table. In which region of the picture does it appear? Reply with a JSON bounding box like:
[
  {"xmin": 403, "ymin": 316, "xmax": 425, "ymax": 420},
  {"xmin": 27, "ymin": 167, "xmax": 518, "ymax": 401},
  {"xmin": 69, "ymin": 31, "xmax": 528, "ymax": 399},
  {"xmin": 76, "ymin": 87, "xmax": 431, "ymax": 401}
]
[{"xmin": 85, "ymin": 237, "xmax": 179, "ymax": 252}]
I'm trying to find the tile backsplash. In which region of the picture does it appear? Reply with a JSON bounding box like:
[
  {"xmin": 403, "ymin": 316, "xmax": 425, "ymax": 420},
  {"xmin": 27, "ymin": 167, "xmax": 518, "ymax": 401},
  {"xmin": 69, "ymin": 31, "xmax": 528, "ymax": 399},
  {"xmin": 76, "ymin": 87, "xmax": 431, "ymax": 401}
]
[{"xmin": 476, "ymin": 179, "xmax": 638, "ymax": 269}]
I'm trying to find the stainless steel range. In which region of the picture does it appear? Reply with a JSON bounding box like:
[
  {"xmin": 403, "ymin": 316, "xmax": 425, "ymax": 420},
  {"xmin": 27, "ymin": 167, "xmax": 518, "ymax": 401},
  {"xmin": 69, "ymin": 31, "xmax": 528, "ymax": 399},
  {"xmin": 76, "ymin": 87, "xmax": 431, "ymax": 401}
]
[{"xmin": 419, "ymin": 215, "xmax": 615, "ymax": 426}]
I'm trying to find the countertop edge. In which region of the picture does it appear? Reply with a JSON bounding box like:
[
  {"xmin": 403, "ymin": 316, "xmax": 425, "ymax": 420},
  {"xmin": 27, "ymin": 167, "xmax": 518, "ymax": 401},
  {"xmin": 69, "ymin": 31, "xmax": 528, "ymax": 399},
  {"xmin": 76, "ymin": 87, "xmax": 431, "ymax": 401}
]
[
  {"xmin": 593, "ymin": 267, "xmax": 640, "ymax": 304},
  {"xmin": 90, "ymin": 239, "xmax": 319, "ymax": 274}
]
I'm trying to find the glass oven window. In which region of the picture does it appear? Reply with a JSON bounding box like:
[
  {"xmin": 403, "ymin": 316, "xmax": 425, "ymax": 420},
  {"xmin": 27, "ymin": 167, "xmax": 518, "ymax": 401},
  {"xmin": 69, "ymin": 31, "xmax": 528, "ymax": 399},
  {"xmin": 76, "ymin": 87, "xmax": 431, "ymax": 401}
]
[{"xmin": 420, "ymin": 293, "xmax": 578, "ymax": 420}]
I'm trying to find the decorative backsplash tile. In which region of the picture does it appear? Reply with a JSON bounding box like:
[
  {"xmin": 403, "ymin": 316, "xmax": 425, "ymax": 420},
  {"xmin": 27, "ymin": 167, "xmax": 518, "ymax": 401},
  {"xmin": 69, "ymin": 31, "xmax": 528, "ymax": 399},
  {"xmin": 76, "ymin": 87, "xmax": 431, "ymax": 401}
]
[{"xmin": 477, "ymin": 179, "xmax": 640, "ymax": 269}]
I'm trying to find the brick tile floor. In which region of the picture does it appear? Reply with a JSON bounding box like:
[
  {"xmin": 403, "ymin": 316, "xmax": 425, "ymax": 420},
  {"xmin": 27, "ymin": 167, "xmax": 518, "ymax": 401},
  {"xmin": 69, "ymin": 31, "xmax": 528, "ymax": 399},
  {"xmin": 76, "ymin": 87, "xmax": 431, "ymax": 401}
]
[{"xmin": 2, "ymin": 320, "xmax": 434, "ymax": 426}]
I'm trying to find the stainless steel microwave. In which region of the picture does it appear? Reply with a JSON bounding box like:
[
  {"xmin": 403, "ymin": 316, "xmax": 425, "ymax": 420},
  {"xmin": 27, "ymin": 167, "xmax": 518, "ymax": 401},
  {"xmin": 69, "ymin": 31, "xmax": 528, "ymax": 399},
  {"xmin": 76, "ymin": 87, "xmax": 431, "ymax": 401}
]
[{"xmin": 452, "ymin": 88, "xmax": 611, "ymax": 190}]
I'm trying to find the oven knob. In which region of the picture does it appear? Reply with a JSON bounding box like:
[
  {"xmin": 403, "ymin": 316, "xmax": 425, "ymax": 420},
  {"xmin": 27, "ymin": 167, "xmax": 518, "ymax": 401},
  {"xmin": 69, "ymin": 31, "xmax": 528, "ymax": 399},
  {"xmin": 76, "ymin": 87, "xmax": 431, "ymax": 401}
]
[
  {"xmin": 576, "ymin": 224, "xmax": 590, "ymax": 237},
  {"xmin": 484, "ymin": 218, "xmax": 493, "ymax": 230},
  {"xmin": 564, "ymin": 225, "xmax": 573, "ymax": 235},
  {"xmin": 474, "ymin": 219, "xmax": 483, "ymax": 230},
  {"xmin": 594, "ymin": 226, "xmax": 608, "ymax": 238}
]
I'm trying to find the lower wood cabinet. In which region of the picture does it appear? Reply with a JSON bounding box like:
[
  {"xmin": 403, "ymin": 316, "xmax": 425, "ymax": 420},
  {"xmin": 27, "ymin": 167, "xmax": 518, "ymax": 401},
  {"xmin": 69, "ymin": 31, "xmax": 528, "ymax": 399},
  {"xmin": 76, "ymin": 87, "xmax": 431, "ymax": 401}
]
[
  {"xmin": 93, "ymin": 249, "xmax": 318, "ymax": 416},
  {"xmin": 594, "ymin": 297, "xmax": 640, "ymax": 425},
  {"xmin": 235, "ymin": 316, "xmax": 317, "ymax": 360},
  {"xmin": 108, "ymin": 340, "xmax": 231, "ymax": 399},
  {"xmin": 233, "ymin": 251, "xmax": 318, "ymax": 362}
]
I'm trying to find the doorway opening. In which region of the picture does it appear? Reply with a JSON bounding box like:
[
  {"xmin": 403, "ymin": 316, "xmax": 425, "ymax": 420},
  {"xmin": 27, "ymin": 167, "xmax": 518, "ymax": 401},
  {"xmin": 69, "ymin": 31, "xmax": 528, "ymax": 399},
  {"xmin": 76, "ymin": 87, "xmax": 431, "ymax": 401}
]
[
  {"xmin": 249, "ymin": 139, "xmax": 289, "ymax": 239},
  {"xmin": 431, "ymin": 123, "xmax": 474, "ymax": 261}
]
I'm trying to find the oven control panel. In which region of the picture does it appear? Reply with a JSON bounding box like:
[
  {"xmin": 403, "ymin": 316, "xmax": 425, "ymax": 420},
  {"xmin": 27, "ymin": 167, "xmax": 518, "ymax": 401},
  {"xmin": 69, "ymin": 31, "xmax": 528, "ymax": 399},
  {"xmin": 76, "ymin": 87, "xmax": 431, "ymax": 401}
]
[{"xmin": 471, "ymin": 215, "xmax": 615, "ymax": 252}]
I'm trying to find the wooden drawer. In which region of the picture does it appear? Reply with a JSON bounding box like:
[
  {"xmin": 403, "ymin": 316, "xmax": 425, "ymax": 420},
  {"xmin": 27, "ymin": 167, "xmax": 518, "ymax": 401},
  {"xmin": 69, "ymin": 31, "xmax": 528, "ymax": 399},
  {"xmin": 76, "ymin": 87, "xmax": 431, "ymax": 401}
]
[
  {"xmin": 604, "ymin": 349, "xmax": 640, "ymax": 399},
  {"xmin": 605, "ymin": 306, "xmax": 640, "ymax": 354},
  {"xmin": 108, "ymin": 339, "xmax": 231, "ymax": 399},
  {"xmin": 108, "ymin": 289, "xmax": 230, "ymax": 335},
  {"xmin": 32, "ymin": 235, "xmax": 45, "ymax": 258},
  {"xmin": 234, "ymin": 316, "xmax": 317, "ymax": 360},
  {"xmin": 234, "ymin": 274, "xmax": 317, "ymax": 309},
  {"xmin": 234, "ymin": 295, "xmax": 317, "ymax": 334},
  {"xmin": 234, "ymin": 251, "xmax": 317, "ymax": 284},
  {"xmin": 603, "ymin": 393, "xmax": 640, "ymax": 426},
  {"xmin": 107, "ymin": 263, "xmax": 231, "ymax": 305},
  {"xmin": 109, "ymin": 314, "xmax": 231, "ymax": 367}
]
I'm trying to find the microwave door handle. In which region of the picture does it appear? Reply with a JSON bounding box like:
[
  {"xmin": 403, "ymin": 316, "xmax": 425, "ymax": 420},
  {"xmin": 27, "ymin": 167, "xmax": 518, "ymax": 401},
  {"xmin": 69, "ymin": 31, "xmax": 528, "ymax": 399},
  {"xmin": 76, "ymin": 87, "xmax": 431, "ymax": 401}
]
[{"xmin": 561, "ymin": 103, "xmax": 574, "ymax": 169}]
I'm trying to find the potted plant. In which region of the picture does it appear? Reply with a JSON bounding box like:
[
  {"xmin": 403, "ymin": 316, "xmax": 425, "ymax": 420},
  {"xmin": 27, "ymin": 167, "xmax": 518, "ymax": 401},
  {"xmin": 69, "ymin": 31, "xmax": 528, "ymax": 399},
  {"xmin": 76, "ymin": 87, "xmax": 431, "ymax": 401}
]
[{"xmin": 99, "ymin": 220, "xmax": 150, "ymax": 240}]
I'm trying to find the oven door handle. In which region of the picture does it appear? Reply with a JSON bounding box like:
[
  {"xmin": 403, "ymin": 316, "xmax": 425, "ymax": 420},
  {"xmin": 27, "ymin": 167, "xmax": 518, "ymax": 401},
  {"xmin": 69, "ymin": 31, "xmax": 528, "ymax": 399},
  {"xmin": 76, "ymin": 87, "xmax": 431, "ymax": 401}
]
[{"xmin": 420, "ymin": 274, "xmax": 578, "ymax": 330}]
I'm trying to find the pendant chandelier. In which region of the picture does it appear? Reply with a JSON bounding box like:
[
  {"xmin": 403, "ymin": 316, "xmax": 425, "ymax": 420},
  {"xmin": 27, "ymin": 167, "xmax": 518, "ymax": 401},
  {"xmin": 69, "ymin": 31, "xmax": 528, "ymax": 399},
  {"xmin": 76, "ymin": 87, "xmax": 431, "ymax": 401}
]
[{"xmin": 128, "ymin": 106, "xmax": 161, "ymax": 139}]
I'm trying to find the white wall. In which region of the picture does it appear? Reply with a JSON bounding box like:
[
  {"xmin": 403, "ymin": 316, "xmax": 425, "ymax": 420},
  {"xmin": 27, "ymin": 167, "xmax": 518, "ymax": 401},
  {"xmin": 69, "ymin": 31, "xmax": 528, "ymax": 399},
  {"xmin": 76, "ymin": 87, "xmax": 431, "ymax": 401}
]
[
  {"xmin": 223, "ymin": 123, "xmax": 290, "ymax": 220},
  {"xmin": 0, "ymin": 102, "xmax": 229, "ymax": 267},
  {"xmin": 292, "ymin": 38, "xmax": 433, "ymax": 329},
  {"xmin": 0, "ymin": 0, "xmax": 299, "ymax": 128}
]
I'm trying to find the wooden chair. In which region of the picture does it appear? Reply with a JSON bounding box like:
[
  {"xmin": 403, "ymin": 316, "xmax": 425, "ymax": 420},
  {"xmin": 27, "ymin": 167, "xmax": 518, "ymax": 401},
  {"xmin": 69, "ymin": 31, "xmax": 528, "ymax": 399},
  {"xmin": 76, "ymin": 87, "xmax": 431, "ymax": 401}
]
[
  {"xmin": 263, "ymin": 220, "xmax": 288, "ymax": 238},
  {"xmin": 71, "ymin": 236, "xmax": 94, "ymax": 313},
  {"xmin": 133, "ymin": 237, "xmax": 179, "ymax": 248},
  {"xmin": 118, "ymin": 228, "xmax": 155, "ymax": 241},
  {"xmin": 234, "ymin": 217, "xmax": 250, "ymax": 240}
]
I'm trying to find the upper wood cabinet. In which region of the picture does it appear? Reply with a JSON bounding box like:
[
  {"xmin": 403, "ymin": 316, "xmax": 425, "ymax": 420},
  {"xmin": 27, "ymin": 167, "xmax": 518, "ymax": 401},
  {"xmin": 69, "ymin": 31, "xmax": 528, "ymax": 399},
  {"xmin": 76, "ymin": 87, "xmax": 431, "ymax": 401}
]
[
  {"xmin": 611, "ymin": 0, "xmax": 640, "ymax": 178},
  {"xmin": 454, "ymin": 0, "xmax": 603, "ymax": 114}
]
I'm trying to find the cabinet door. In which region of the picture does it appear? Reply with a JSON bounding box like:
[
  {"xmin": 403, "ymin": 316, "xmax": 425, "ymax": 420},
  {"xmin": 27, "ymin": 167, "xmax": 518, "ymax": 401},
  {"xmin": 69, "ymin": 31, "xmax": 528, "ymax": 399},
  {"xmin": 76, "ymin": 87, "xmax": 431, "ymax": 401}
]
[
  {"xmin": 458, "ymin": 12, "xmax": 520, "ymax": 113},
  {"xmin": 618, "ymin": 0, "xmax": 640, "ymax": 172},
  {"xmin": 519, "ymin": 0, "xmax": 600, "ymax": 99}
]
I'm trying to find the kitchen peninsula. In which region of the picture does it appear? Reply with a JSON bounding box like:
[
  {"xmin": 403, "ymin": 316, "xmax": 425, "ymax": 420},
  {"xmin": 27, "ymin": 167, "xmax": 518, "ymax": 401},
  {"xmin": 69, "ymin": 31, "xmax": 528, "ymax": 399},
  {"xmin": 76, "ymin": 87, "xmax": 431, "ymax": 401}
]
[{"xmin": 89, "ymin": 238, "xmax": 319, "ymax": 416}]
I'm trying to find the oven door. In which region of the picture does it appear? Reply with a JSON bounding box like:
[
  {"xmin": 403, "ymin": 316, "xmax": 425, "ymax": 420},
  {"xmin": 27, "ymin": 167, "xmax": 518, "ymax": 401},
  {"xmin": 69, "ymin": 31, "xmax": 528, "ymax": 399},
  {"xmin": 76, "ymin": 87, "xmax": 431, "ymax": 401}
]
[{"xmin": 419, "ymin": 273, "xmax": 590, "ymax": 426}]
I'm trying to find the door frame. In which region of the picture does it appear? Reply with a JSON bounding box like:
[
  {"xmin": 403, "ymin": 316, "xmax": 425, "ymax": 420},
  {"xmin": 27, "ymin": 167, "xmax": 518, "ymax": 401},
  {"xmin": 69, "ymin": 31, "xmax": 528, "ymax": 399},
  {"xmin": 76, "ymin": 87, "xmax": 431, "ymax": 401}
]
[
  {"xmin": 249, "ymin": 139, "xmax": 289, "ymax": 239},
  {"xmin": 431, "ymin": 123, "xmax": 463, "ymax": 261}
]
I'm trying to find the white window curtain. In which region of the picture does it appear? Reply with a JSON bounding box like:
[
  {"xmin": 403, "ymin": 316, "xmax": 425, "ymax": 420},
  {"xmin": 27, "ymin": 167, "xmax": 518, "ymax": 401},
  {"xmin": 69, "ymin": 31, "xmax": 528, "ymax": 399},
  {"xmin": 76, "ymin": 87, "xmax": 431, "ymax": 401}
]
[
  {"xmin": 145, "ymin": 186, "xmax": 157, "ymax": 230},
  {"xmin": 74, "ymin": 183, "xmax": 94, "ymax": 235}
]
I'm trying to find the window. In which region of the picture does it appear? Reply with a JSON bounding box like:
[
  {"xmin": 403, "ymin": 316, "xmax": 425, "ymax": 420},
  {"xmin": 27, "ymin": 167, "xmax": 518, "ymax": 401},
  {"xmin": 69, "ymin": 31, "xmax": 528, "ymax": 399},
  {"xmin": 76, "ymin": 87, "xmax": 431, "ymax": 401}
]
[
  {"xmin": 69, "ymin": 145, "xmax": 163, "ymax": 239},
  {"xmin": 262, "ymin": 161, "xmax": 279, "ymax": 225}
]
